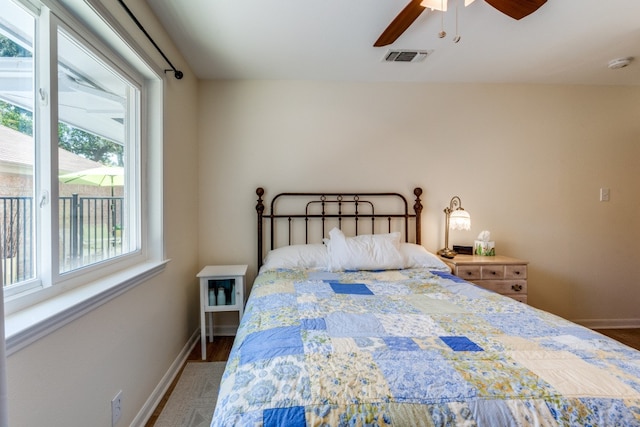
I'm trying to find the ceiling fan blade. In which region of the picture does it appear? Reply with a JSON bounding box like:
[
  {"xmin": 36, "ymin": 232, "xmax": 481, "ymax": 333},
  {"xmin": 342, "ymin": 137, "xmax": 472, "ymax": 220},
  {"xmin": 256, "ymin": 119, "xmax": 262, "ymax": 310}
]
[
  {"xmin": 374, "ymin": 0, "xmax": 426, "ymax": 47},
  {"xmin": 485, "ymin": 0, "xmax": 547, "ymax": 20}
]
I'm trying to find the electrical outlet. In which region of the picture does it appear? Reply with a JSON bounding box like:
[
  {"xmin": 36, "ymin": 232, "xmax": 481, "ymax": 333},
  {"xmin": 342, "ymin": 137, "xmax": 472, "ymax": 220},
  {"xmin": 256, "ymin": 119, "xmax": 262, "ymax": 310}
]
[
  {"xmin": 111, "ymin": 390, "xmax": 122, "ymax": 426},
  {"xmin": 600, "ymin": 188, "xmax": 610, "ymax": 202}
]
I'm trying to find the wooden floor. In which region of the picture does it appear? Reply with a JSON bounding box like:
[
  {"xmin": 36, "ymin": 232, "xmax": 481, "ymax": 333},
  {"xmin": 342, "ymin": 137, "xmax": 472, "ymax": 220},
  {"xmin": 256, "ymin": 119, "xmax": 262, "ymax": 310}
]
[
  {"xmin": 145, "ymin": 330, "xmax": 640, "ymax": 426},
  {"xmin": 596, "ymin": 328, "xmax": 640, "ymax": 351}
]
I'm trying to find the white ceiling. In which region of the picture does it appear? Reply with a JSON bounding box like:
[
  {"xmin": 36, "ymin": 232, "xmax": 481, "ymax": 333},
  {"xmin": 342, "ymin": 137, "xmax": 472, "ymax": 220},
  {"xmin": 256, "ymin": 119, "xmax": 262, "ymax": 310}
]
[{"xmin": 146, "ymin": 0, "xmax": 640, "ymax": 85}]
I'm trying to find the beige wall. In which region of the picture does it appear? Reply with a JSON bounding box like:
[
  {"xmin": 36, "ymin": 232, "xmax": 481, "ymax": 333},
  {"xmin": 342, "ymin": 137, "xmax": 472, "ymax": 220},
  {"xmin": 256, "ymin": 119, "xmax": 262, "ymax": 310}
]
[
  {"xmin": 4, "ymin": 8, "xmax": 639, "ymax": 424},
  {"xmin": 6, "ymin": 1, "xmax": 201, "ymax": 425},
  {"xmin": 198, "ymin": 80, "xmax": 640, "ymax": 326}
]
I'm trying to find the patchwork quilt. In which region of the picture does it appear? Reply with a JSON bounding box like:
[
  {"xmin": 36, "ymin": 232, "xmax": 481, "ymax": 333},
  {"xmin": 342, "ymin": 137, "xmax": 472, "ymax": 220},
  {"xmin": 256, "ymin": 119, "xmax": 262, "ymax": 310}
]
[{"xmin": 211, "ymin": 268, "xmax": 640, "ymax": 426}]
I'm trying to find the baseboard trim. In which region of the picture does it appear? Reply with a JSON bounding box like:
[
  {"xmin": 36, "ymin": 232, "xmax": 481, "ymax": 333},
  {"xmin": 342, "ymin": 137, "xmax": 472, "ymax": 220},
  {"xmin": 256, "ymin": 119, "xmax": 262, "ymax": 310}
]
[
  {"xmin": 573, "ymin": 318, "xmax": 640, "ymax": 329},
  {"xmin": 132, "ymin": 329, "xmax": 200, "ymax": 426}
]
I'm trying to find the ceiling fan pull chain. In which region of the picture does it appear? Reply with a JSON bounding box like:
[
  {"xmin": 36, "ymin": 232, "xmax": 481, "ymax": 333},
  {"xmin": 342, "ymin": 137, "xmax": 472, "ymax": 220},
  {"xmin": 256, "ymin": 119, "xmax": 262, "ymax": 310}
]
[
  {"xmin": 438, "ymin": 0, "xmax": 447, "ymax": 38},
  {"xmin": 453, "ymin": 0, "xmax": 461, "ymax": 43}
]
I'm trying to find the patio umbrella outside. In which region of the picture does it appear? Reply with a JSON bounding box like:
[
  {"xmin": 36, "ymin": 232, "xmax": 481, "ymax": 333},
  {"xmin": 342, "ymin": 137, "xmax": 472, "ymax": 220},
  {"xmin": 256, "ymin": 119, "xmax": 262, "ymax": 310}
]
[
  {"xmin": 59, "ymin": 166, "xmax": 124, "ymax": 196},
  {"xmin": 59, "ymin": 166, "xmax": 125, "ymax": 248}
]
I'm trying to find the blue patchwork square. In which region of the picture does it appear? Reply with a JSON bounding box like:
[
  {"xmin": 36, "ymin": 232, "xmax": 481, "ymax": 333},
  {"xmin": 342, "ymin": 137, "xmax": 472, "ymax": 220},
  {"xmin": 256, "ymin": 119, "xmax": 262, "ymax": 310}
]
[
  {"xmin": 329, "ymin": 282, "xmax": 373, "ymax": 295},
  {"xmin": 431, "ymin": 271, "xmax": 467, "ymax": 283},
  {"xmin": 264, "ymin": 406, "xmax": 306, "ymax": 427},
  {"xmin": 383, "ymin": 337, "xmax": 420, "ymax": 351},
  {"xmin": 300, "ymin": 318, "xmax": 326, "ymax": 330},
  {"xmin": 325, "ymin": 312, "xmax": 385, "ymax": 337},
  {"xmin": 440, "ymin": 336, "xmax": 483, "ymax": 352},
  {"xmin": 483, "ymin": 314, "xmax": 557, "ymax": 338},
  {"xmin": 375, "ymin": 351, "xmax": 477, "ymax": 401},
  {"xmin": 240, "ymin": 326, "xmax": 304, "ymax": 364}
]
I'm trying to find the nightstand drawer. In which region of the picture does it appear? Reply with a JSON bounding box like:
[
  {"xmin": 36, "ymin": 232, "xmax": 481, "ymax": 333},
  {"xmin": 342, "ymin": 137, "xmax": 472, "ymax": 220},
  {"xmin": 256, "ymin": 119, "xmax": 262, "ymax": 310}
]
[
  {"xmin": 473, "ymin": 279, "xmax": 527, "ymax": 295},
  {"xmin": 440, "ymin": 255, "xmax": 529, "ymax": 304},
  {"xmin": 505, "ymin": 265, "xmax": 527, "ymax": 279},
  {"xmin": 480, "ymin": 265, "xmax": 505, "ymax": 279},
  {"xmin": 456, "ymin": 265, "xmax": 481, "ymax": 280}
]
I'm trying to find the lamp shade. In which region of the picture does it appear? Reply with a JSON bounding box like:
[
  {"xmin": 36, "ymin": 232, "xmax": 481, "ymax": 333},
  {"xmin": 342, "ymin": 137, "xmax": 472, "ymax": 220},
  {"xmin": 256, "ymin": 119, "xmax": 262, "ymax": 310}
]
[{"xmin": 449, "ymin": 209, "xmax": 471, "ymax": 230}]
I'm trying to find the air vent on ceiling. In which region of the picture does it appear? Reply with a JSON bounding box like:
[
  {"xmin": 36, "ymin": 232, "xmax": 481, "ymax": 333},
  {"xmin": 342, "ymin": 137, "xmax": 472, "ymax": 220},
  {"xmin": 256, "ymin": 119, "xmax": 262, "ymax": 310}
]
[{"xmin": 383, "ymin": 50, "xmax": 432, "ymax": 63}]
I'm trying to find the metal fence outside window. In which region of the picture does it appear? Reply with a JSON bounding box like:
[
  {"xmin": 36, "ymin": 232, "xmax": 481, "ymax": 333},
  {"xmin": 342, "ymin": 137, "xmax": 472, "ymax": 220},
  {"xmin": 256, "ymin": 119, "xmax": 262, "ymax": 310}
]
[
  {"xmin": 0, "ymin": 196, "xmax": 33, "ymax": 286},
  {"xmin": 1, "ymin": 195, "xmax": 124, "ymax": 286}
]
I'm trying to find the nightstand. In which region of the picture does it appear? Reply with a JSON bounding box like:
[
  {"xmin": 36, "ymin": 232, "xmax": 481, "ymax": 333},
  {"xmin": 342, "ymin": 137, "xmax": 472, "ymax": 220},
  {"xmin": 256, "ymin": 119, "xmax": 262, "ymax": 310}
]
[
  {"xmin": 197, "ymin": 265, "xmax": 247, "ymax": 360},
  {"xmin": 439, "ymin": 255, "xmax": 528, "ymax": 303}
]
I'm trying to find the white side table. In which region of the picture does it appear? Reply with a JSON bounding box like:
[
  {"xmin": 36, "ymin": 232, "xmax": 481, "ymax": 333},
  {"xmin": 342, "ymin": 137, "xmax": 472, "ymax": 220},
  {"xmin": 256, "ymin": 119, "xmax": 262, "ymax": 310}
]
[{"xmin": 197, "ymin": 264, "xmax": 247, "ymax": 360}]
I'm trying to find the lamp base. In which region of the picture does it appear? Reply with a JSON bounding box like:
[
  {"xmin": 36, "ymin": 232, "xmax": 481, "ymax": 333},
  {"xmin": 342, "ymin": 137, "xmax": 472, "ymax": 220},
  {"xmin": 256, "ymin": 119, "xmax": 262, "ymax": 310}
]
[{"xmin": 438, "ymin": 248, "xmax": 458, "ymax": 259}]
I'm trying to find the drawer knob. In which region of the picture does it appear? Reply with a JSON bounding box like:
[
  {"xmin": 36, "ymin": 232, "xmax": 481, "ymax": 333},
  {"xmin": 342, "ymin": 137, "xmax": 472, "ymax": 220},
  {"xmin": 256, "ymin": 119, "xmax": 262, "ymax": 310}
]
[
  {"xmin": 511, "ymin": 284, "xmax": 523, "ymax": 292},
  {"xmin": 491, "ymin": 271, "xmax": 496, "ymax": 275}
]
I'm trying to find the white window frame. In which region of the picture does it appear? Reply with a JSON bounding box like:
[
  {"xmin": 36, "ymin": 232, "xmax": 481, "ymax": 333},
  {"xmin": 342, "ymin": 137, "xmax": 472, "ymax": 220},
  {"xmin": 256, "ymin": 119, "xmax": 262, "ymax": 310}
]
[
  {"xmin": 51, "ymin": 20, "xmax": 144, "ymax": 281},
  {"xmin": 4, "ymin": 0, "xmax": 166, "ymax": 355}
]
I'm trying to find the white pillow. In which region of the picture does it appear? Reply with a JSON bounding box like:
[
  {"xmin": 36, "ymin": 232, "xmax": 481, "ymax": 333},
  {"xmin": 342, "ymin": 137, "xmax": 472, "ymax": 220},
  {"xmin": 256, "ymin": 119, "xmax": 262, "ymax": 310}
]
[
  {"xmin": 399, "ymin": 243, "xmax": 451, "ymax": 271},
  {"xmin": 262, "ymin": 244, "xmax": 328, "ymax": 270},
  {"xmin": 326, "ymin": 227, "xmax": 404, "ymax": 271}
]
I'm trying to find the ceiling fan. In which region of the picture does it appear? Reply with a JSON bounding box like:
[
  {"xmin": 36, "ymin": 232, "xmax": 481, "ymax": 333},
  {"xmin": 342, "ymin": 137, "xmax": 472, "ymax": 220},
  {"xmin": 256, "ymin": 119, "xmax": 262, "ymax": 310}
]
[{"xmin": 374, "ymin": 0, "xmax": 547, "ymax": 47}]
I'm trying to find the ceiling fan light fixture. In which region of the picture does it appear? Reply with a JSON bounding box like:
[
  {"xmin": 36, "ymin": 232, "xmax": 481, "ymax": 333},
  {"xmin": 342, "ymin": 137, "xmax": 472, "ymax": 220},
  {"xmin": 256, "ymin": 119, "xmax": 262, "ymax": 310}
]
[
  {"xmin": 421, "ymin": 0, "xmax": 446, "ymax": 11},
  {"xmin": 420, "ymin": 0, "xmax": 476, "ymax": 11},
  {"xmin": 375, "ymin": 0, "xmax": 545, "ymax": 47}
]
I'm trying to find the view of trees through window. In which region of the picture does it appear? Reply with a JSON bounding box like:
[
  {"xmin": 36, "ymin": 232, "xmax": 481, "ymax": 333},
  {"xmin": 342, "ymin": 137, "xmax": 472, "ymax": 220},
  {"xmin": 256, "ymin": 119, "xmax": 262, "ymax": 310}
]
[
  {"xmin": 0, "ymin": 99, "xmax": 123, "ymax": 167},
  {"xmin": 1, "ymin": 34, "xmax": 124, "ymax": 167},
  {"xmin": 3, "ymin": 34, "xmax": 124, "ymax": 163},
  {"xmin": 1, "ymin": 23, "xmax": 130, "ymax": 286}
]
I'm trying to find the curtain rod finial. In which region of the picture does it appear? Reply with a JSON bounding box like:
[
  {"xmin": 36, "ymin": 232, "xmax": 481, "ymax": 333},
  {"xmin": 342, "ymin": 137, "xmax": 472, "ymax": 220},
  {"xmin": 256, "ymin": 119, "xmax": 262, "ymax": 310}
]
[{"xmin": 165, "ymin": 69, "xmax": 184, "ymax": 79}]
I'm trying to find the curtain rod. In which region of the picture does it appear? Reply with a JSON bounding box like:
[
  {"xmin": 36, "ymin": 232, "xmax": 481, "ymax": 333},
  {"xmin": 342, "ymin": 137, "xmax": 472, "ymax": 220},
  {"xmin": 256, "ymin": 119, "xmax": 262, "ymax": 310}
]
[{"xmin": 116, "ymin": 0, "xmax": 183, "ymax": 79}]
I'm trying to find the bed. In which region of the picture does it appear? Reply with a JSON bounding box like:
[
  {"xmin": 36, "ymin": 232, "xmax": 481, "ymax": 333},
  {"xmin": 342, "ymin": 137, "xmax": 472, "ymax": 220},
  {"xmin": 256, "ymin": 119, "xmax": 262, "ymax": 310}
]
[{"xmin": 211, "ymin": 187, "xmax": 640, "ymax": 426}]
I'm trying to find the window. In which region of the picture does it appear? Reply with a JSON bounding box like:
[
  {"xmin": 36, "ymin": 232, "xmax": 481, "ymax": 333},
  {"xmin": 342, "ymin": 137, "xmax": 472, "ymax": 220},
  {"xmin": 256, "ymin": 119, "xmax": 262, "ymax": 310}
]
[
  {"xmin": 1, "ymin": 0, "xmax": 161, "ymax": 314},
  {"xmin": 0, "ymin": 0, "xmax": 35, "ymax": 290},
  {"xmin": 56, "ymin": 27, "xmax": 138, "ymax": 274}
]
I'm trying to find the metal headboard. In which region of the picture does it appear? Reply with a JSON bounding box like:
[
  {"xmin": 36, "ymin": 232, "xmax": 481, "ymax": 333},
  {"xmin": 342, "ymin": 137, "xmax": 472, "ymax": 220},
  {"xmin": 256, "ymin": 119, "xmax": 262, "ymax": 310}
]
[{"xmin": 255, "ymin": 187, "xmax": 423, "ymax": 268}]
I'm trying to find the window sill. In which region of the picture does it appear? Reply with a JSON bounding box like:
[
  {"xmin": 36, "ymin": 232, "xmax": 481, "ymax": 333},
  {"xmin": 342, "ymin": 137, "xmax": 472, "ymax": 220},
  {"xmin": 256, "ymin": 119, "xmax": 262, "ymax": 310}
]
[{"xmin": 4, "ymin": 259, "xmax": 169, "ymax": 356}]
